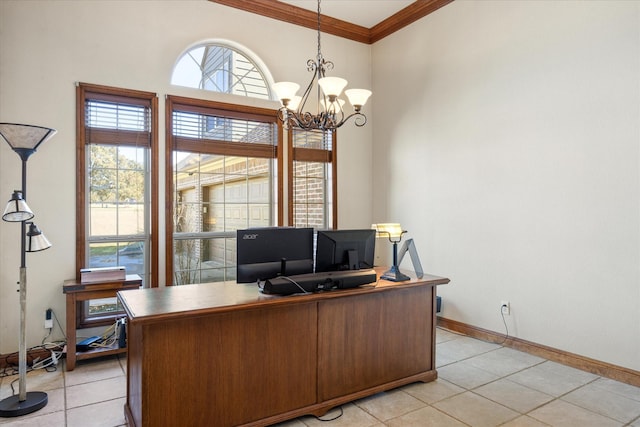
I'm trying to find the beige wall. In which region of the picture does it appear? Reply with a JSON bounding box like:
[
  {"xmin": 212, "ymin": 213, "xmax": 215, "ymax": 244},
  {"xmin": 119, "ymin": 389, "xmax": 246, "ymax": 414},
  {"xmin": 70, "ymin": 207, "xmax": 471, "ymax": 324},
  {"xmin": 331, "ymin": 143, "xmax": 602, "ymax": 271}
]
[
  {"xmin": 372, "ymin": 0, "xmax": 640, "ymax": 370},
  {"xmin": 2, "ymin": 0, "xmax": 639, "ymax": 375},
  {"xmin": 0, "ymin": 0, "xmax": 373, "ymax": 352}
]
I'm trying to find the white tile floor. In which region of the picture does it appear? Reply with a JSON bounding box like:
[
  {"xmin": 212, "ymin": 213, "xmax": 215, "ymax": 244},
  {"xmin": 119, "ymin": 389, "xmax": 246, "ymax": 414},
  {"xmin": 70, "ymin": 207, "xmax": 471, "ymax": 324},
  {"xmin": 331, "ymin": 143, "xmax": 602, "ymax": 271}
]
[{"xmin": 0, "ymin": 328, "xmax": 639, "ymax": 426}]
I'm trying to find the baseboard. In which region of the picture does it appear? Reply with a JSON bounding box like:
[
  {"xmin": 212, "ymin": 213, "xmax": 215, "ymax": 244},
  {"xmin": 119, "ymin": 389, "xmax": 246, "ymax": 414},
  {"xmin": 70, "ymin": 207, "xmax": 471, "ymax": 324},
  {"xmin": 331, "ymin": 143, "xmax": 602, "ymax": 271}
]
[{"xmin": 437, "ymin": 317, "xmax": 640, "ymax": 388}]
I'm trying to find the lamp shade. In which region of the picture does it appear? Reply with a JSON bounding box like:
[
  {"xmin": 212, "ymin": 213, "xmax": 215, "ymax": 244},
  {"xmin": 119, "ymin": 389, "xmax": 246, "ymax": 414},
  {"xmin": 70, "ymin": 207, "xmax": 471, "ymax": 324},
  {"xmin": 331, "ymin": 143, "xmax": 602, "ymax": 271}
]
[
  {"xmin": 345, "ymin": 89, "xmax": 372, "ymax": 108},
  {"xmin": 26, "ymin": 223, "xmax": 52, "ymax": 252},
  {"xmin": 318, "ymin": 77, "xmax": 347, "ymax": 97},
  {"xmin": 273, "ymin": 82, "xmax": 300, "ymax": 104},
  {"xmin": 372, "ymin": 223, "xmax": 405, "ymax": 240},
  {"xmin": 0, "ymin": 123, "xmax": 57, "ymax": 152},
  {"xmin": 2, "ymin": 191, "xmax": 33, "ymax": 222}
]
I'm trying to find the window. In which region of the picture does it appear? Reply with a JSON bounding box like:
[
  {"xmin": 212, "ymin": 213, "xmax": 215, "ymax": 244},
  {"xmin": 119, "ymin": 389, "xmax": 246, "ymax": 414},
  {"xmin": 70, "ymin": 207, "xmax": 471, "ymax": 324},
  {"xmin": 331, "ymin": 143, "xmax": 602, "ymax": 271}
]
[
  {"xmin": 166, "ymin": 96, "xmax": 282, "ymax": 285},
  {"xmin": 290, "ymin": 128, "xmax": 337, "ymax": 230},
  {"xmin": 172, "ymin": 41, "xmax": 336, "ymax": 231},
  {"xmin": 172, "ymin": 42, "xmax": 271, "ymax": 100},
  {"xmin": 77, "ymin": 83, "xmax": 158, "ymax": 303}
]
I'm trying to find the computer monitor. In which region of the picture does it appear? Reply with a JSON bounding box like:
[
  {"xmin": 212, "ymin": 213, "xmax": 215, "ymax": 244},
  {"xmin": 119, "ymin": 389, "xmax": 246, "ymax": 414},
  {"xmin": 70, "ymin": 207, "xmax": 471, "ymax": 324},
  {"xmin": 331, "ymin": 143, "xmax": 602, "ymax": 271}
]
[
  {"xmin": 315, "ymin": 229, "xmax": 376, "ymax": 272},
  {"xmin": 236, "ymin": 227, "xmax": 314, "ymax": 283}
]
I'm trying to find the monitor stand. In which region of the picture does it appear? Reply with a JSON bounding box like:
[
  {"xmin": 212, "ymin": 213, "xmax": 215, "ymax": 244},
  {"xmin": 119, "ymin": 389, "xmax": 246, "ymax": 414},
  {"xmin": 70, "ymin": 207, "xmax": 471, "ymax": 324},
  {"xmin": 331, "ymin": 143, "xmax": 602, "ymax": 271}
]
[{"xmin": 347, "ymin": 250, "xmax": 359, "ymax": 270}]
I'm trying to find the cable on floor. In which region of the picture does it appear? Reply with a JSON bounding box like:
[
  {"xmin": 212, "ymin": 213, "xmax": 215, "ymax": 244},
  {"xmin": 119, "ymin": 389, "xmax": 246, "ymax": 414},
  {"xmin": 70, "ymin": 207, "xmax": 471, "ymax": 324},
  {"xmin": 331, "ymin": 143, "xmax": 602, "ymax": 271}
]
[{"xmin": 314, "ymin": 406, "xmax": 344, "ymax": 422}]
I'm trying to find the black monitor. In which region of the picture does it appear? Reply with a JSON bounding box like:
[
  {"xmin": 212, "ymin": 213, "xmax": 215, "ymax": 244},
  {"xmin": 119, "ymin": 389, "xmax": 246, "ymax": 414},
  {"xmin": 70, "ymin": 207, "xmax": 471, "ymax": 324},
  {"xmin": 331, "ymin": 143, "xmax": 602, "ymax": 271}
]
[
  {"xmin": 236, "ymin": 227, "xmax": 314, "ymax": 283},
  {"xmin": 315, "ymin": 229, "xmax": 376, "ymax": 272}
]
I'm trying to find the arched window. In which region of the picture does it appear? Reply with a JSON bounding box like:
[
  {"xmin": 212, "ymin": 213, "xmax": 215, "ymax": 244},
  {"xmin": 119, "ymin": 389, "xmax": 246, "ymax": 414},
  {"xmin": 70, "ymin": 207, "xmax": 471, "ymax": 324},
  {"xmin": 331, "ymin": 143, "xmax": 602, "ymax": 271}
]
[{"xmin": 171, "ymin": 41, "xmax": 272, "ymax": 100}]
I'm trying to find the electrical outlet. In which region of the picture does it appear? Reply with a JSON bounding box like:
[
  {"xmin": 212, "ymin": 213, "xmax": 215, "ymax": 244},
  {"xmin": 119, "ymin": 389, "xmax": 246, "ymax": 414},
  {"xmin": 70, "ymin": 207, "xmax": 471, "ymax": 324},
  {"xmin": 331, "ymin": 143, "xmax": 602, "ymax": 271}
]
[
  {"xmin": 44, "ymin": 308, "xmax": 53, "ymax": 329},
  {"xmin": 501, "ymin": 301, "xmax": 510, "ymax": 315}
]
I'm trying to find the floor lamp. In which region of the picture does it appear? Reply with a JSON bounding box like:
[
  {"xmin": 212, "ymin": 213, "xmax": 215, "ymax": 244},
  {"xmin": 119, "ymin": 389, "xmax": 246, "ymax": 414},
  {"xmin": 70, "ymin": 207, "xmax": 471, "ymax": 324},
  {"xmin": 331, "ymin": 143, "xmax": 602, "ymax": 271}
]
[{"xmin": 0, "ymin": 123, "xmax": 56, "ymax": 417}]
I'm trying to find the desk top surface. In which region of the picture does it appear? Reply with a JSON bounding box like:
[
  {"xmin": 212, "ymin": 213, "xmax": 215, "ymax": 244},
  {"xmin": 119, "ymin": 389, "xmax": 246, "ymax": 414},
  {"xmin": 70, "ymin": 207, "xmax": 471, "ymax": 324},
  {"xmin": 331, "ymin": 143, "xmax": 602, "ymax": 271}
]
[{"xmin": 118, "ymin": 268, "xmax": 449, "ymax": 322}]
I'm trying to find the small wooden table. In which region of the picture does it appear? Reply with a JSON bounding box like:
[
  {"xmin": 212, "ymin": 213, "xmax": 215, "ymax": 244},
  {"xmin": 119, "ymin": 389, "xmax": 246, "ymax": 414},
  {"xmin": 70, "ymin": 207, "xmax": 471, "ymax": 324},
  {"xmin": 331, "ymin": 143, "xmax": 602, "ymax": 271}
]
[{"xmin": 63, "ymin": 274, "xmax": 141, "ymax": 370}]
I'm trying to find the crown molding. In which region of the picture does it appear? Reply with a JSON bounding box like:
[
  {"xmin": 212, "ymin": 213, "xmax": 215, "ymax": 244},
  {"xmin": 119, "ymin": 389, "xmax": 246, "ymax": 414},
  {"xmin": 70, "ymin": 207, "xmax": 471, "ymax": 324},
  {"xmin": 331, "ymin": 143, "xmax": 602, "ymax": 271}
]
[
  {"xmin": 370, "ymin": 0, "xmax": 454, "ymax": 43},
  {"xmin": 209, "ymin": 0, "xmax": 454, "ymax": 44}
]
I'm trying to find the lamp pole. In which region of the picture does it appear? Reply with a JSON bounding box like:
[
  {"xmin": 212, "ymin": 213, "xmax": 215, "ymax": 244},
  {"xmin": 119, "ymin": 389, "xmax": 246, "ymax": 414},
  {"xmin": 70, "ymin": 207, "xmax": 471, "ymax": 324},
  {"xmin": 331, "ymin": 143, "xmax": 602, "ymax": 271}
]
[{"xmin": 16, "ymin": 150, "xmax": 37, "ymax": 405}]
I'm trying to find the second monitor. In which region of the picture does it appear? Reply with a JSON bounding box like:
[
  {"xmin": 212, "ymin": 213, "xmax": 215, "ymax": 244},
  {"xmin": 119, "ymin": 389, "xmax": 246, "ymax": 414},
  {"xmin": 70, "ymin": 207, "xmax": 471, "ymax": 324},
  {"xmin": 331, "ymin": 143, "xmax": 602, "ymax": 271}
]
[{"xmin": 315, "ymin": 229, "xmax": 376, "ymax": 272}]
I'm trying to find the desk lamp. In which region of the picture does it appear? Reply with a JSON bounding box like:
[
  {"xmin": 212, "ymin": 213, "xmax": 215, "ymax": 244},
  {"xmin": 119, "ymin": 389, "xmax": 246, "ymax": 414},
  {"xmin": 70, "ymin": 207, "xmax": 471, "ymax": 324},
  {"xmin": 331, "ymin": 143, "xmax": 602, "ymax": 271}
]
[
  {"xmin": 0, "ymin": 123, "xmax": 55, "ymax": 417},
  {"xmin": 371, "ymin": 223, "xmax": 410, "ymax": 282}
]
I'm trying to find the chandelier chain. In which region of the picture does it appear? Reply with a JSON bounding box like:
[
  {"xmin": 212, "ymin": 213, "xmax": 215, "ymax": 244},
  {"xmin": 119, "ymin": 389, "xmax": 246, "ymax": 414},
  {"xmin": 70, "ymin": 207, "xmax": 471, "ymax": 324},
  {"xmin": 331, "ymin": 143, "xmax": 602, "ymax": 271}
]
[{"xmin": 317, "ymin": 0, "xmax": 322, "ymax": 62}]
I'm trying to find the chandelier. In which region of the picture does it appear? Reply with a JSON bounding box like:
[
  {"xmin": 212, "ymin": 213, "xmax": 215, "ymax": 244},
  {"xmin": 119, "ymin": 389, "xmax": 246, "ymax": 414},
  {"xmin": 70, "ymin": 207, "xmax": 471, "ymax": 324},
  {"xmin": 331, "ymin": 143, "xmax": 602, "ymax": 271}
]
[{"xmin": 273, "ymin": 0, "xmax": 372, "ymax": 131}]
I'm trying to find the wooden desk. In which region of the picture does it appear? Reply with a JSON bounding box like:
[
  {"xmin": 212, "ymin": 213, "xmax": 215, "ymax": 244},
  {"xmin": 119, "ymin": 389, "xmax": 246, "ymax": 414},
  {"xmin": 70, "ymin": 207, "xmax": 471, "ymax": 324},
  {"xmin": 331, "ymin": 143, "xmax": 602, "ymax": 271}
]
[
  {"xmin": 63, "ymin": 275, "xmax": 142, "ymax": 370},
  {"xmin": 118, "ymin": 269, "xmax": 449, "ymax": 427}
]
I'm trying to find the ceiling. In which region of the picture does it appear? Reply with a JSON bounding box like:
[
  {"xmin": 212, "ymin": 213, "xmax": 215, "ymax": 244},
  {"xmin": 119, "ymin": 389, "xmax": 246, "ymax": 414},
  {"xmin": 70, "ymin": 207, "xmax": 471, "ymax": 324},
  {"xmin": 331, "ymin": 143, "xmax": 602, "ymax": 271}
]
[
  {"xmin": 279, "ymin": 0, "xmax": 415, "ymax": 28},
  {"xmin": 209, "ymin": 0, "xmax": 454, "ymax": 44}
]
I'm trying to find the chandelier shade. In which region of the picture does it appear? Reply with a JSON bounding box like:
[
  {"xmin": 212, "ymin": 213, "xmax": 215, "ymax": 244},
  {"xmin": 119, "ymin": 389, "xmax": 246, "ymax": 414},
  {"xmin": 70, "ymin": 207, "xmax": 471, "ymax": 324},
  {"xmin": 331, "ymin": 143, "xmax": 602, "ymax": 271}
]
[
  {"xmin": 272, "ymin": 82, "xmax": 300, "ymax": 105},
  {"xmin": 345, "ymin": 89, "xmax": 372, "ymax": 111},
  {"xmin": 273, "ymin": 0, "xmax": 371, "ymax": 131},
  {"xmin": 317, "ymin": 77, "xmax": 347, "ymax": 99},
  {"xmin": 2, "ymin": 191, "xmax": 34, "ymax": 222}
]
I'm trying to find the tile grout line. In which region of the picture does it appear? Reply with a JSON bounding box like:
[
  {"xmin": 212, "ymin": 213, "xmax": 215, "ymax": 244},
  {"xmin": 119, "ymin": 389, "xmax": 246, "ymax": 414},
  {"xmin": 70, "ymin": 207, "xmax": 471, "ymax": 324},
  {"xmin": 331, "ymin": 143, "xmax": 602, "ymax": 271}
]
[{"xmin": 547, "ymin": 376, "xmax": 636, "ymax": 426}]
